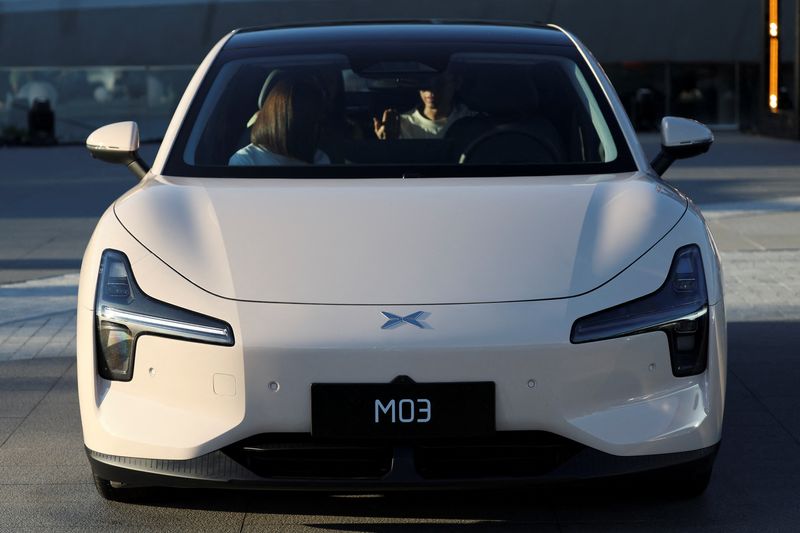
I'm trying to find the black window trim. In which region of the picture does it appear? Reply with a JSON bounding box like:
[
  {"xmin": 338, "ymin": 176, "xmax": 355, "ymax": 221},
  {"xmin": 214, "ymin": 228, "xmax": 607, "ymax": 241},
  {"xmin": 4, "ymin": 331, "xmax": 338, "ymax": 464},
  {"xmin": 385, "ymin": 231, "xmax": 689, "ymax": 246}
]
[{"xmin": 163, "ymin": 39, "xmax": 638, "ymax": 179}]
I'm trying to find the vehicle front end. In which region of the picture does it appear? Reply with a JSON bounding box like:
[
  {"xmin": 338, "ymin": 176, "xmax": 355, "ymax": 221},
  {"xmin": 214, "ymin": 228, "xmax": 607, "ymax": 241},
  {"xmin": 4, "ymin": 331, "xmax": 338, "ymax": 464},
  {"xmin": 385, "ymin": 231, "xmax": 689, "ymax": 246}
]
[
  {"xmin": 79, "ymin": 178, "xmax": 724, "ymax": 493},
  {"xmin": 78, "ymin": 22, "xmax": 725, "ymax": 499}
]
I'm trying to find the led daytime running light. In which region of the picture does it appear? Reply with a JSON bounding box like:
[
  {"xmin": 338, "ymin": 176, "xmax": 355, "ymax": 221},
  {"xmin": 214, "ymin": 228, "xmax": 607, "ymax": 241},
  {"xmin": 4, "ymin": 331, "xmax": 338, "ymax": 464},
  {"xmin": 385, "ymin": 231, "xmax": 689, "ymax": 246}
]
[
  {"xmin": 99, "ymin": 306, "xmax": 233, "ymax": 345},
  {"xmin": 95, "ymin": 249, "xmax": 234, "ymax": 382},
  {"xmin": 571, "ymin": 245, "xmax": 708, "ymax": 344}
]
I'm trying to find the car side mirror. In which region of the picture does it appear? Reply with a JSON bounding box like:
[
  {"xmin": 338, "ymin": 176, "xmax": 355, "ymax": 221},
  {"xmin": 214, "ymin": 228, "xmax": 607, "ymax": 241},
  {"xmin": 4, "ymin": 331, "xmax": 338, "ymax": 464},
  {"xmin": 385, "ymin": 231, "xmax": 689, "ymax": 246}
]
[
  {"xmin": 86, "ymin": 121, "xmax": 151, "ymax": 179},
  {"xmin": 650, "ymin": 117, "xmax": 714, "ymax": 177}
]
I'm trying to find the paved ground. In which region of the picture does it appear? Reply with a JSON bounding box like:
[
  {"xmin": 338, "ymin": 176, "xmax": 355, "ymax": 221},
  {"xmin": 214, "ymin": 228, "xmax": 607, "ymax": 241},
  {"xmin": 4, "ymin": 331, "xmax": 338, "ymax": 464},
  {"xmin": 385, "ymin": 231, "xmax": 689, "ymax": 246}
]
[
  {"xmin": 0, "ymin": 143, "xmax": 154, "ymax": 284},
  {"xmin": 0, "ymin": 134, "xmax": 800, "ymax": 530}
]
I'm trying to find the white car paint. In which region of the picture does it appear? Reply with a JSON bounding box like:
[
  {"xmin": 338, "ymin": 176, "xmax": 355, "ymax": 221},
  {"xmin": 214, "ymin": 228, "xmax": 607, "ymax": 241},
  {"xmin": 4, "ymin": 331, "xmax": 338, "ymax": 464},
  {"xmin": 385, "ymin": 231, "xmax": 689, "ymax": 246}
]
[
  {"xmin": 113, "ymin": 173, "xmax": 687, "ymax": 304},
  {"xmin": 78, "ymin": 23, "xmax": 726, "ymax": 490},
  {"xmin": 661, "ymin": 116, "xmax": 716, "ymax": 148},
  {"xmin": 77, "ymin": 206, "xmax": 724, "ymax": 460},
  {"xmin": 85, "ymin": 121, "xmax": 140, "ymax": 153}
]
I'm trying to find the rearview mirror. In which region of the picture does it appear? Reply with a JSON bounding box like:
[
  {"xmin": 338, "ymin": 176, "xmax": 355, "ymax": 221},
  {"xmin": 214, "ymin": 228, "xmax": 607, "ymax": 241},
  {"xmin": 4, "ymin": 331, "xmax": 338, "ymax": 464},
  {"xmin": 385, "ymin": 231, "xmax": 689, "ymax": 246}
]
[
  {"xmin": 86, "ymin": 121, "xmax": 150, "ymax": 179},
  {"xmin": 650, "ymin": 117, "xmax": 714, "ymax": 176}
]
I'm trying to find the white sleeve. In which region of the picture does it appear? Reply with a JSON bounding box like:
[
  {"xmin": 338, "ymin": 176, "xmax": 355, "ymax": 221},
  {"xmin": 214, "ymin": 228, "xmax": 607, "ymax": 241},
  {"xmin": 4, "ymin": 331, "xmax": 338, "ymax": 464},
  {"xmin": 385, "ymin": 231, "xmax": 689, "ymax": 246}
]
[
  {"xmin": 399, "ymin": 113, "xmax": 422, "ymax": 140},
  {"xmin": 314, "ymin": 150, "xmax": 332, "ymax": 165},
  {"xmin": 229, "ymin": 150, "xmax": 252, "ymax": 166}
]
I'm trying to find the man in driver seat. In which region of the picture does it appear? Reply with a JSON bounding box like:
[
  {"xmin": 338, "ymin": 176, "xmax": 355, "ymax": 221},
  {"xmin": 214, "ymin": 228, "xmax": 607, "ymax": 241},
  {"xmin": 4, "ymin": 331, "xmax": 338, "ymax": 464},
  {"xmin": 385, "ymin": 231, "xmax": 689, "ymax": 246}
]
[{"xmin": 373, "ymin": 73, "xmax": 475, "ymax": 140}]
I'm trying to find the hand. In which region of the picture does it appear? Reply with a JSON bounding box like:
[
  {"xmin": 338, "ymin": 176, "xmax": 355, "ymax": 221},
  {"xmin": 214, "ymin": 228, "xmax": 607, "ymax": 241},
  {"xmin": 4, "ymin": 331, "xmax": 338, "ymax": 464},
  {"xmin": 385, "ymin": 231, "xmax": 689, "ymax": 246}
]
[{"xmin": 373, "ymin": 109, "xmax": 400, "ymax": 140}]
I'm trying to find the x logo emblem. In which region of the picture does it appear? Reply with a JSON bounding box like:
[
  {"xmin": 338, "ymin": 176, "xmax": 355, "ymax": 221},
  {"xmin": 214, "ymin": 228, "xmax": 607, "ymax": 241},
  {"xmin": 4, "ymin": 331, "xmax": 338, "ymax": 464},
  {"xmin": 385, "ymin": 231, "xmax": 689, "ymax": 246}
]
[{"xmin": 381, "ymin": 311, "xmax": 428, "ymax": 330}]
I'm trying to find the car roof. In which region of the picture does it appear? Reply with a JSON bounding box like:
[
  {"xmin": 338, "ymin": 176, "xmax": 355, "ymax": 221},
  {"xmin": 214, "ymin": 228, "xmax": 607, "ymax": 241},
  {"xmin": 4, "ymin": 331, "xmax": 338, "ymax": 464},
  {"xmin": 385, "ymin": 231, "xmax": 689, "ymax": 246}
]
[{"xmin": 227, "ymin": 21, "xmax": 572, "ymax": 50}]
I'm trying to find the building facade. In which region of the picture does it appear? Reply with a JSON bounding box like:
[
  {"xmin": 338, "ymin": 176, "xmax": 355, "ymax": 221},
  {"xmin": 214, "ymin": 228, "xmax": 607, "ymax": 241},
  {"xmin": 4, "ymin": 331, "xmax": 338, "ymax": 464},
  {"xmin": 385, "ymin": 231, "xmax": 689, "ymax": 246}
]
[{"xmin": 0, "ymin": 0, "xmax": 797, "ymax": 141}]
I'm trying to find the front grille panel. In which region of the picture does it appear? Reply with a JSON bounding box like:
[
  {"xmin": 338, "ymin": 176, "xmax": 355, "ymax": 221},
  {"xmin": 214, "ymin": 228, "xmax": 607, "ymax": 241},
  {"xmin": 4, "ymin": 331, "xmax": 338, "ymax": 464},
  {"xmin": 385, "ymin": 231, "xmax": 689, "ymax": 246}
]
[
  {"xmin": 225, "ymin": 435, "xmax": 393, "ymax": 479},
  {"xmin": 224, "ymin": 432, "xmax": 583, "ymax": 481},
  {"xmin": 415, "ymin": 432, "xmax": 583, "ymax": 479}
]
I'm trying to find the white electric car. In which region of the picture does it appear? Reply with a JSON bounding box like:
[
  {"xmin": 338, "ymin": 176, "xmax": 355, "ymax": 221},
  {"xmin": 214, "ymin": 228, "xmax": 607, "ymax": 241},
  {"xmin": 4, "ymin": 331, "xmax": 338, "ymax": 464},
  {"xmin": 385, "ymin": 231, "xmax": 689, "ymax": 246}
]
[{"xmin": 79, "ymin": 22, "xmax": 725, "ymax": 501}]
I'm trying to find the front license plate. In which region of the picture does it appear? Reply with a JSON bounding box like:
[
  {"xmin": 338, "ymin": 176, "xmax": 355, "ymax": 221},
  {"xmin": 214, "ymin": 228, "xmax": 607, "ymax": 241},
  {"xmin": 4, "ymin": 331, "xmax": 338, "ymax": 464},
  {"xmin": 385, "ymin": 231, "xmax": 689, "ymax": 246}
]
[{"xmin": 311, "ymin": 381, "xmax": 495, "ymax": 439}]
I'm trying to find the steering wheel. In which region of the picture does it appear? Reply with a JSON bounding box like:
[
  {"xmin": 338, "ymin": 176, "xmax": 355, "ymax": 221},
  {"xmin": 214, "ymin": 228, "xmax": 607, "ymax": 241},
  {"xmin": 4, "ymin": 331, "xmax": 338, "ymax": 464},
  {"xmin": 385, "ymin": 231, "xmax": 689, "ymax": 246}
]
[{"xmin": 458, "ymin": 125, "xmax": 561, "ymax": 165}]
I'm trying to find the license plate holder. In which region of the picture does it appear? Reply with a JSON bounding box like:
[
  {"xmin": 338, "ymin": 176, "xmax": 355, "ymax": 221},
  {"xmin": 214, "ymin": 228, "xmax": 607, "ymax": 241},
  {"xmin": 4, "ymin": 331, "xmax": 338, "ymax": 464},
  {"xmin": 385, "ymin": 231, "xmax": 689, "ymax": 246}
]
[{"xmin": 311, "ymin": 381, "xmax": 495, "ymax": 440}]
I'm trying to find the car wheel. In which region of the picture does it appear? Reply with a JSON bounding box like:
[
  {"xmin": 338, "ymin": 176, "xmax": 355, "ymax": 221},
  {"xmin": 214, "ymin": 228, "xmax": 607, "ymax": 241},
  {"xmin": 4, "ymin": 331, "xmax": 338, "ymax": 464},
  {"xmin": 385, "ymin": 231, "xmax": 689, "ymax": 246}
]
[{"xmin": 93, "ymin": 475, "xmax": 147, "ymax": 503}]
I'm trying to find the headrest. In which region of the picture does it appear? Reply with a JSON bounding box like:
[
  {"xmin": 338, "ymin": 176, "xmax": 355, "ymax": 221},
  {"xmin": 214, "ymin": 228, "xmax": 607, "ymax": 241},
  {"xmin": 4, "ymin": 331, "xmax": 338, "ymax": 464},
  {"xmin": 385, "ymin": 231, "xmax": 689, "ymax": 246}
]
[
  {"xmin": 258, "ymin": 69, "xmax": 285, "ymax": 108},
  {"xmin": 246, "ymin": 69, "xmax": 286, "ymax": 128},
  {"xmin": 459, "ymin": 66, "xmax": 540, "ymax": 118}
]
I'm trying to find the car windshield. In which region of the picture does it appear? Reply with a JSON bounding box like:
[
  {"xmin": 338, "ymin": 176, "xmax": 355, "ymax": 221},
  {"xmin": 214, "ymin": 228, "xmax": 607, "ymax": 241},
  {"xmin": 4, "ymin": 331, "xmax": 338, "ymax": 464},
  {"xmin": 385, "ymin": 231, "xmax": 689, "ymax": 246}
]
[{"xmin": 166, "ymin": 40, "xmax": 637, "ymax": 178}]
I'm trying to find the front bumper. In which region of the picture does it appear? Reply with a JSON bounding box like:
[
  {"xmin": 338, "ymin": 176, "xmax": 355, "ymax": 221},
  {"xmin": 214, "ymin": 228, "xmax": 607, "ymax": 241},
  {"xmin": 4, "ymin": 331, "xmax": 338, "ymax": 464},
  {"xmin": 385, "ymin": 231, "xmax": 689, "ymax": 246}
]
[
  {"xmin": 87, "ymin": 436, "xmax": 720, "ymax": 491},
  {"xmin": 78, "ymin": 210, "xmax": 726, "ymax": 465},
  {"xmin": 79, "ymin": 295, "xmax": 726, "ymax": 461}
]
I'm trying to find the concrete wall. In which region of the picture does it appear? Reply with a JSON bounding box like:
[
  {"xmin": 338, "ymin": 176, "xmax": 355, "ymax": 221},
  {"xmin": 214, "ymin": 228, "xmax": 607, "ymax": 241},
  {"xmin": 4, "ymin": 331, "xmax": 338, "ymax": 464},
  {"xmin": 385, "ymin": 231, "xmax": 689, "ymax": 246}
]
[{"xmin": 0, "ymin": 0, "xmax": 781, "ymax": 66}]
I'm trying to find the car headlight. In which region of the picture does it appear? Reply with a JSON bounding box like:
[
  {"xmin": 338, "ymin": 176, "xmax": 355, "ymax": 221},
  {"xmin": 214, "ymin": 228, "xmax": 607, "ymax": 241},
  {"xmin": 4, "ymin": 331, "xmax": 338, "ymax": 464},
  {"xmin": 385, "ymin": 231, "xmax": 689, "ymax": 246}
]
[
  {"xmin": 571, "ymin": 245, "xmax": 709, "ymax": 377},
  {"xmin": 94, "ymin": 249, "xmax": 234, "ymax": 381}
]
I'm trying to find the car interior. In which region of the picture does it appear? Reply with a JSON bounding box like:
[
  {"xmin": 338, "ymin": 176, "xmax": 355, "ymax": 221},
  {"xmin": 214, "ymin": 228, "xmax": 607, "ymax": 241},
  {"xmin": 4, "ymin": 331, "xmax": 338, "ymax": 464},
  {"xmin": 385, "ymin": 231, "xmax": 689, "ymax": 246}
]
[{"xmin": 189, "ymin": 58, "xmax": 611, "ymax": 168}]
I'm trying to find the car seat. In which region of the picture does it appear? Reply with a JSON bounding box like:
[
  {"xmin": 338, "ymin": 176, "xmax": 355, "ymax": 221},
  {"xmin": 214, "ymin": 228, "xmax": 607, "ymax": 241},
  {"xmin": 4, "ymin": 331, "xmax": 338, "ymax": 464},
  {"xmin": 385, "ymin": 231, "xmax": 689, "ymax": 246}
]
[{"xmin": 455, "ymin": 65, "xmax": 566, "ymax": 164}]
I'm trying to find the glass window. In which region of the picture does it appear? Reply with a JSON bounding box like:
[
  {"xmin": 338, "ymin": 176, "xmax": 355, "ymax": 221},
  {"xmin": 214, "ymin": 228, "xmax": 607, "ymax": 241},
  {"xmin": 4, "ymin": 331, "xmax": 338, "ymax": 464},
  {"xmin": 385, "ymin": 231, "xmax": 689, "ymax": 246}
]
[{"xmin": 166, "ymin": 44, "xmax": 636, "ymax": 178}]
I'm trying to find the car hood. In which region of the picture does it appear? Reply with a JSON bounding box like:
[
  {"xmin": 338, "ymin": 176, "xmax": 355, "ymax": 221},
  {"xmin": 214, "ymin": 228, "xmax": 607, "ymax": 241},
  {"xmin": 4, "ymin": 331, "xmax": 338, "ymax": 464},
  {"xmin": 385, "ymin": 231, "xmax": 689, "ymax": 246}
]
[{"xmin": 114, "ymin": 173, "xmax": 686, "ymax": 305}]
